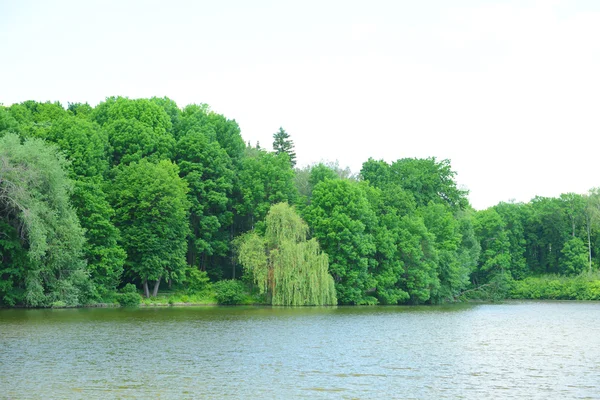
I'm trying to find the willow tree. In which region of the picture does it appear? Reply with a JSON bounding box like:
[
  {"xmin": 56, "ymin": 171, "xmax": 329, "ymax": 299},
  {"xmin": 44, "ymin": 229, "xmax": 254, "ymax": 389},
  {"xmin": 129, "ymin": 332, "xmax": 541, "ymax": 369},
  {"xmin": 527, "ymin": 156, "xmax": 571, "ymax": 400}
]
[
  {"xmin": 0, "ymin": 133, "xmax": 89, "ymax": 307},
  {"xmin": 237, "ymin": 202, "xmax": 336, "ymax": 305}
]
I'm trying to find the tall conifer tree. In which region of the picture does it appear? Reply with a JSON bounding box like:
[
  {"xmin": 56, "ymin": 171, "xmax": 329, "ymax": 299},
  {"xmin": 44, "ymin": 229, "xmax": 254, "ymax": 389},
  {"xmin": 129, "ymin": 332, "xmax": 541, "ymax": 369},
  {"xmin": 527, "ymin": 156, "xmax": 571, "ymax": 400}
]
[{"xmin": 272, "ymin": 127, "xmax": 296, "ymax": 167}]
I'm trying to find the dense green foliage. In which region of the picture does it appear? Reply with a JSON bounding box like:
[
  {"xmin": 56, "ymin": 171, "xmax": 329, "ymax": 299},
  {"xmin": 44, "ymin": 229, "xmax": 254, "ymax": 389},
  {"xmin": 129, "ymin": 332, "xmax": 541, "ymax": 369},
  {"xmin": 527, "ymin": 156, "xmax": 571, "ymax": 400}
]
[
  {"xmin": 511, "ymin": 273, "xmax": 600, "ymax": 300},
  {"xmin": 117, "ymin": 283, "xmax": 142, "ymax": 307},
  {"xmin": 2, "ymin": 97, "xmax": 599, "ymax": 307},
  {"xmin": 0, "ymin": 133, "xmax": 89, "ymax": 307},
  {"xmin": 213, "ymin": 280, "xmax": 246, "ymax": 305}
]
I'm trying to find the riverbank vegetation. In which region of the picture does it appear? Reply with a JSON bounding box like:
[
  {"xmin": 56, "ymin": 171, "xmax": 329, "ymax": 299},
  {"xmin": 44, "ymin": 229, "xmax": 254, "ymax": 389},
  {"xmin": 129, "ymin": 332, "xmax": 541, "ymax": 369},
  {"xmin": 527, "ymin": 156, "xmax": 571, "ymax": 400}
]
[{"xmin": 1, "ymin": 97, "xmax": 600, "ymax": 307}]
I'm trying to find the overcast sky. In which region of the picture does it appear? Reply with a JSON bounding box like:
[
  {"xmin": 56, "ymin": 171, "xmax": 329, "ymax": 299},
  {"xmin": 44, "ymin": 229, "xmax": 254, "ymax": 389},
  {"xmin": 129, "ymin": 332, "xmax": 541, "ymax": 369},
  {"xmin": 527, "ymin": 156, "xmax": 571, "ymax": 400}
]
[{"xmin": 1, "ymin": 0, "xmax": 599, "ymax": 209}]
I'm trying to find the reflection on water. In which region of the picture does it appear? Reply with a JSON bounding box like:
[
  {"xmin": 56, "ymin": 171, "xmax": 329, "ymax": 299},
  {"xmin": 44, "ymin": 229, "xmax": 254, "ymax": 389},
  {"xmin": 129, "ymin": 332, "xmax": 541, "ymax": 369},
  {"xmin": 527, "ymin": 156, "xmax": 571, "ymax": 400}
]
[{"xmin": 1, "ymin": 302, "xmax": 599, "ymax": 399}]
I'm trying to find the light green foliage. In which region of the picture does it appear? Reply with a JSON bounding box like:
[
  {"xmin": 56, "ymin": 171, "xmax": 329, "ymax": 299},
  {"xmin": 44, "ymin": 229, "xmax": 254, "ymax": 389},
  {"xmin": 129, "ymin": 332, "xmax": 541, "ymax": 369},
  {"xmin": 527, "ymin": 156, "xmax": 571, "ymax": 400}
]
[
  {"xmin": 561, "ymin": 237, "xmax": 588, "ymax": 275},
  {"xmin": 303, "ymin": 179, "xmax": 376, "ymax": 304},
  {"xmin": 45, "ymin": 116, "xmax": 110, "ymax": 178},
  {"xmin": 237, "ymin": 202, "xmax": 337, "ymax": 305},
  {"xmin": 511, "ymin": 273, "xmax": 600, "ymax": 300},
  {"xmin": 0, "ymin": 133, "xmax": 89, "ymax": 306},
  {"xmin": 92, "ymin": 97, "xmax": 175, "ymax": 167},
  {"xmin": 272, "ymin": 127, "xmax": 296, "ymax": 167},
  {"xmin": 236, "ymin": 232, "xmax": 268, "ymax": 293},
  {"xmin": 92, "ymin": 96, "xmax": 172, "ymax": 133},
  {"xmin": 265, "ymin": 202, "xmax": 309, "ymax": 247},
  {"xmin": 7, "ymin": 101, "xmax": 68, "ymax": 138},
  {"xmin": 110, "ymin": 159, "xmax": 190, "ymax": 295},
  {"xmin": 183, "ymin": 267, "xmax": 210, "ymax": 293}
]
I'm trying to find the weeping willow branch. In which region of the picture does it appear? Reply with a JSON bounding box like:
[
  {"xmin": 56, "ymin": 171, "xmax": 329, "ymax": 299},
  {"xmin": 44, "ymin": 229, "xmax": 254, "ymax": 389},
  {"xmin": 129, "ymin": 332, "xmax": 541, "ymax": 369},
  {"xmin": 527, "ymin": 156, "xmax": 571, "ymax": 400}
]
[{"xmin": 237, "ymin": 202, "xmax": 337, "ymax": 306}]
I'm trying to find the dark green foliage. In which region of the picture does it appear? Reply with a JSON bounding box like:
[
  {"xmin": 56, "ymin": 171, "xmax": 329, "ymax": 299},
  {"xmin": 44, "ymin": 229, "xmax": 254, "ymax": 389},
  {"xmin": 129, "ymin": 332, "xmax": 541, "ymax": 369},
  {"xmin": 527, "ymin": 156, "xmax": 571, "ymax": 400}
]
[
  {"xmin": 0, "ymin": 106, "xmax": 20, "ymax": 134},
  {"xmin": 176, "ymin": 127, "xmax": 234, "ymax": 269},
  {"xmin": 473, "ymin": 209, "xmax": 511, "ymax": 284},
  {"xmin": 176, "ymin": 104, "xmax": 245, "ymax": 163},
  {"xmin": 237, "ymin": 147, "xmax": 297, "ymax": 232},
  {"xmin": 272, "ymin": 127, "xmax": 296, "ymax": 167},
  {"xmin": 72, "ymin": 179, "xmax": 125, "ymax": 296},
  {"xmin": 492, "ymin": 202, "xmax": 528, "ymax": 279},
  {"xmin": 213, "ymin": 280, "xmax": 245, "ymax": 305}
]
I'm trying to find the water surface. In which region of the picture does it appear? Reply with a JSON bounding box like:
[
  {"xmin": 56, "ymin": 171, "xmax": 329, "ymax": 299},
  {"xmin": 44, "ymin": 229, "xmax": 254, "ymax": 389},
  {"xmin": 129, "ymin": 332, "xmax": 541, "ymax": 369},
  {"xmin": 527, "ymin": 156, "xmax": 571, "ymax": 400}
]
[{"xmin": 1, "ymin": 302, "xmax": 599, "ymax": 399}]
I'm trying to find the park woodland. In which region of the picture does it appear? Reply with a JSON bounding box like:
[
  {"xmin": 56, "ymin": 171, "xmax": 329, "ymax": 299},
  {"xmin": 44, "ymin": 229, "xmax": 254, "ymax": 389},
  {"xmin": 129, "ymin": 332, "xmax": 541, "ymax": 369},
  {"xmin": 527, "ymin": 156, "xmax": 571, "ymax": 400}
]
[{"xmin": 1, "ymin": 97, "xmax": 600, "ymax": 308}]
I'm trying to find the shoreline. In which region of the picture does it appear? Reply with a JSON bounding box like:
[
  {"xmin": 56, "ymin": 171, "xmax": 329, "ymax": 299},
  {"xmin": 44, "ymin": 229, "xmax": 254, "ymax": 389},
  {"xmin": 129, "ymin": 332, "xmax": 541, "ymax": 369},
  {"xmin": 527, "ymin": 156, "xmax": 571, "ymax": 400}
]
[{"xmin": 3, "ymin": 298, "xmax": 600, "ymax": 310}]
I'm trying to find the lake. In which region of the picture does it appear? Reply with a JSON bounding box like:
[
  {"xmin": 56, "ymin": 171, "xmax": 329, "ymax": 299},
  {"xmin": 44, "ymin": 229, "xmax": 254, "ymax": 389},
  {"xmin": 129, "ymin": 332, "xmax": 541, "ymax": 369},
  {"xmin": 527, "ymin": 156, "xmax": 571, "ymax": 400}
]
[{"xmin": 1, "ymin": 302, "xmax": 599, "ymax": 399}]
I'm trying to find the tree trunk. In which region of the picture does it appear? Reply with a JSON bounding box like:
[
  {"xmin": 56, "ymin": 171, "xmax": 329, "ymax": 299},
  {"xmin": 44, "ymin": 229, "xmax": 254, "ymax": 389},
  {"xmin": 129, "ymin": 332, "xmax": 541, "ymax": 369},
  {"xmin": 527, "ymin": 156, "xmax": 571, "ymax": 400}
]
[
  {"xmin": 143, "ymin": 279, "xmax": 150, "ymax": 298},
  {"xmin": 152, "ymin": 276, "xmax": 162, "ymax": 297}
]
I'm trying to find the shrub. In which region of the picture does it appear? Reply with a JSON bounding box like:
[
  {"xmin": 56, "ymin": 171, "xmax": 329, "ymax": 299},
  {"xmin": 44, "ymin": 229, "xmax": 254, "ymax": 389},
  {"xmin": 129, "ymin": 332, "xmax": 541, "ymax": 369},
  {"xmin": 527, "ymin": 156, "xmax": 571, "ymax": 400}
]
[
  {"xmin": 117, "ymin": 284, "xmax": 141, "ymax": 307},
  {"xmin": 213, "ymin": 280, "xmax": 245, "ymax": 305},
  {"xmin": 184, "ymin": 267, "xmax": 210, "ymax": 293},
  {"xmin": 510, "ymin": 273, "xmax": 600, "ymax": 300}
]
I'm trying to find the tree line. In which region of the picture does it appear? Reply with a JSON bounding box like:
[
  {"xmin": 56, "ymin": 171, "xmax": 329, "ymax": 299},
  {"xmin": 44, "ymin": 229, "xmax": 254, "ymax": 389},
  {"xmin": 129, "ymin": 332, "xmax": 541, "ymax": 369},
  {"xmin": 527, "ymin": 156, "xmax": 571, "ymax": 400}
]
[{"xmin": 0, "ymin": 97, "xmax": 598, "ymax": 307}]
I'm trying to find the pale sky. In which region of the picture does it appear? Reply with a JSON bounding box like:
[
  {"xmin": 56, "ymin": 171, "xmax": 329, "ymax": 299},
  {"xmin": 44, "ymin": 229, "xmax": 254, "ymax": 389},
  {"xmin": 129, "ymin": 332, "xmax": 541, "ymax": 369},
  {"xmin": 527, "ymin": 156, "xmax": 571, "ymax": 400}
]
[{"xmin": 2, "ymin": 0, "xmax": 600, "ymax": 209}]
